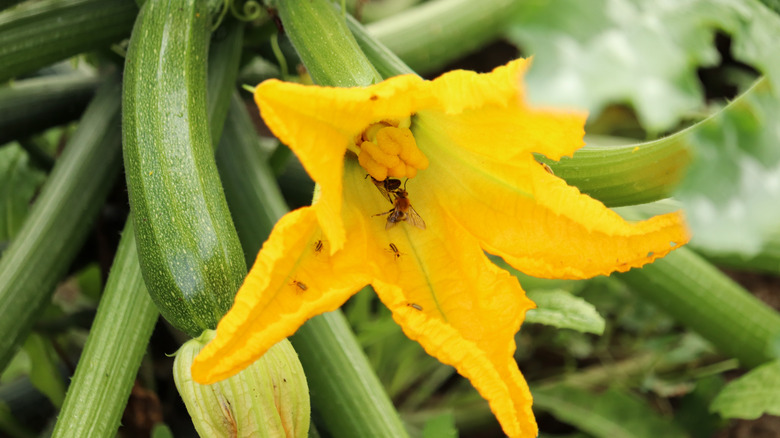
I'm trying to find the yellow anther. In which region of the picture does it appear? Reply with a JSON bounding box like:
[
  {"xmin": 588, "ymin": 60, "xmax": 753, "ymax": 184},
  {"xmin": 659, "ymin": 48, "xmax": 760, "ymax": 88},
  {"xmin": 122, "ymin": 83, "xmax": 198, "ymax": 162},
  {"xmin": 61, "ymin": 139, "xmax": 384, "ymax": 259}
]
[
  {"xmin": 355, "ymin": 118, "xmax": 428, "ymax": 180},
  {"xmin": 360, "ymin": 141, "xmax": 401, "ymax": 168},
  {"xmin": 358, "ymin": 150, "xmax": 388, "ymax": 181},
  {"xmin": 396, "ymin": 132, "xmax": 429, "ymax": 170},
  {"xmin": 387, "ymin": 162, "xmax": 407, "ymax": 178}
]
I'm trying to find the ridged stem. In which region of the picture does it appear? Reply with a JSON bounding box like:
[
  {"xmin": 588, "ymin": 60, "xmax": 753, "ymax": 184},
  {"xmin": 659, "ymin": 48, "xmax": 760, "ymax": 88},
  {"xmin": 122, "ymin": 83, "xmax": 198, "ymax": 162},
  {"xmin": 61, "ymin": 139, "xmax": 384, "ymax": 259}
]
[
  {"xmin": 0, "ymin": 75, "xmax": 123, "ymax": 372},
  {"xmin": 616, "ymin": 247, "xmax": 780, "ymax": 368},
  {"xmin": 0, "ymin": 0, "xmax": 136, "ymax": 83},
  {"xmin": 0, "ymin": 74, "xmax": 99, "ymax": 145},
  {"xmin": 365, "ymin": 0, "xmax": 521, "ymax": 74},
  {"xmin": 50, "ymin": 221, "xmax": 158, "ymax": 438},
  {"xmin": 276, "ymin": 0, "xmax": 381, "ymax": 87}
]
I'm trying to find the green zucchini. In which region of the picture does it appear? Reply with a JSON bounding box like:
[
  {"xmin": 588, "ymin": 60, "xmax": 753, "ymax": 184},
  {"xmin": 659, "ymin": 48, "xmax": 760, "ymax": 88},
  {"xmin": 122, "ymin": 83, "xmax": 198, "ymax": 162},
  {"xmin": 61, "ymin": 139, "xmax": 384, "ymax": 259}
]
[{"xmin": 122, "ymin": 0, "xmax": 246, "ymax": 337}]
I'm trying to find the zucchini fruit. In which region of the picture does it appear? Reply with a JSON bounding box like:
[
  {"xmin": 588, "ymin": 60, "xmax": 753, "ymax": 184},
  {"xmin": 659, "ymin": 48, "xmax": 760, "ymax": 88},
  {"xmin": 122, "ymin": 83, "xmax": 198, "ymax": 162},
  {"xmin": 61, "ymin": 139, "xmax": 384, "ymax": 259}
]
[{"xmin": 122, "ymin": 0, "xmax": 246, "ymax": 337}]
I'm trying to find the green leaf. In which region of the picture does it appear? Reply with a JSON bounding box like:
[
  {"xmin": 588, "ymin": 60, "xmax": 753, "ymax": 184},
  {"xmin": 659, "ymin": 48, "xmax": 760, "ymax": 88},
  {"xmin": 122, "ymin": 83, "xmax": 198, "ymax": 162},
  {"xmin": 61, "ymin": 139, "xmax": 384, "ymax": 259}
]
[
  {"xmin": 675, "ymin": 77, "xmax": 780, "ymax": 255},
  {"xmin": 151, "ymin": 423, "xmax": 174, "ymax": 438},
  {"xmin": 506, "ymin": 0, "xmax": 719, "ymax": 132},
  {"xmin": 710, "ymin": 359, "xmax": 780, "ymax": 419},
  {"xmin": 22, "ymin": 333, "xmax": 65, "ymax": 409},
  {"xmin": 719, "ymin": 0, "xmax": 780, "ymax": 94},
  {"xmin": 0, "ymin": 144, "xmax": 45, "ymax": 242},
  {"xmin": 525, "ymin": 289, "xmax": 605, "ymax": 335},
  {"xmin": 422, "ymin": 411, "xmax": 458, "ymax": 438},
  {"xmin": 675, "ymin": 375, "xmax": 726, "ymax": 438},
  {"xmin": 533, "ymin": 385, "xmax": 688, "ymax": 438}
]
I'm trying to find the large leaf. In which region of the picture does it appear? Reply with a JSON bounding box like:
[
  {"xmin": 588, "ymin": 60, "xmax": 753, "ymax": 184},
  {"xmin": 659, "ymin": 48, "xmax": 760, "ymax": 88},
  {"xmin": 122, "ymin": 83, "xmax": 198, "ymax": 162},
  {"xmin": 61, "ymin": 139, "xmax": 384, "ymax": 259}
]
[
  {"xmin": 525, "ymin": 289, "xmax": 606, "ymax": 335},
  {"xmin": 710, "ymin": 359, "xmax": 780, "ymax": 419},
  {"xmin": 507, "ymin": 0, "xmax": 780, "ymax": 134},
  {"xmin": 506, "ymin": 0, "xmax": 720, "ymax": 132},
  {"xmin": 533, "ymin": 385, "xmax": 688, "ymax": 438},
  {"xmin": 676, "ymin": 77, "xmax": 780, "ymax": 255}
]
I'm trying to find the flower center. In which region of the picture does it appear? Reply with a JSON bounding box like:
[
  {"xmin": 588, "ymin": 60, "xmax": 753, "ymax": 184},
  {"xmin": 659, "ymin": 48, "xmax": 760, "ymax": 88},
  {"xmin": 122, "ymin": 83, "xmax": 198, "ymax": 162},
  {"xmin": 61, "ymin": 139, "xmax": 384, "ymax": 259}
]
[{"xmin": 351, "ymin": 117, "xmax": 429, "ymax": 181}]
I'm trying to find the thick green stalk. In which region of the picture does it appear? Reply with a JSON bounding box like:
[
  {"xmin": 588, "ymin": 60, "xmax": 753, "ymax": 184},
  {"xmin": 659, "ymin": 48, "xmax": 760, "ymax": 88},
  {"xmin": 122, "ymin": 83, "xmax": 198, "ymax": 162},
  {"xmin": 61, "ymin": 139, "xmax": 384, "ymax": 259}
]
[
  {"xmin": 616, "ymin": 247, "xmax": 780, "ymax": 368},
  {"xmin": 0, "ymin": 0, "xmax": 136, "ymax": 83},
  {"xmin": 0, "ymin": 76, "xmax": 123, "ymax": 372},
  {"xmin": 346, "ymin": 14, "xmax": 415, "ymax": 78},
  {"xmin": 207, "ymin": 19, "xmax": 244, "ymax": 146},
  {"xmin": 365, "ymin": 0, "xmax": 521, "ymax": 75},
  {"xmin": 0, "ymin": 74, "xmax": 99, "ymax": 145},
  {"xmin": 541, "ymin": 137, "xmax": 692, "ymax": 207},
  {"xmin": 217, "ymin": 96, "xmax": 408, "ymax": 438},
  {"xmin": 276, "ymin": 0, "xmax": 381, "ymax": 87},
  {"xmin": 52, "ymin": 21, "xmax": 245, "ymax": 435},
  {"xmin": 51, "ymin": 221, "xmax": 158, "ymax": 438}
]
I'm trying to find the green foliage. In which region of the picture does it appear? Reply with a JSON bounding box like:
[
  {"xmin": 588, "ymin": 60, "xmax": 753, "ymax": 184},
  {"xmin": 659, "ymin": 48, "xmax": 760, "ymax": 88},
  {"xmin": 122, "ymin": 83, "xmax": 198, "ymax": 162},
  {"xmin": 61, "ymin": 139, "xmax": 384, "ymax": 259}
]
[
  {"xmin": 711, "ymin": 360, "xmax": 780, "ymax": 419},
  {"xmin": 422, "ymin": 411, "xmax": 458, "ymax": 438},
  {"xmin": 507, "ymin": 0, "xmax": 719, "ymax": 132},
  {"xmin": 677, "ymin": 78, "xmax": 780, "ymax": 255},
  {"xmin": 525, "ymin": 289, "xmax": 606, "ymax": 335},
  {"xmin": 533, "ymin": 385, "xmax": 689, "ymax": 438},
  {"xmin": 508, "ymin": 0, "xmax": 780, "ymax": 134},
  {"xmin": 21, "ymin": 334, "xmax": 64, "ymax": 409}
]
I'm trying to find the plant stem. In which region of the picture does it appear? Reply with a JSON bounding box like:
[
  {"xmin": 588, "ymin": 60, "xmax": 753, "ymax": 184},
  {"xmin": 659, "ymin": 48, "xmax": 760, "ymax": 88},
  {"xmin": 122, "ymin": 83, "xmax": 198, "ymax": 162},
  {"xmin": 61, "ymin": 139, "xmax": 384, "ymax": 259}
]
[
  {"xmin": 51, "ymin": 220, "xmax": 158, "ymax": 438},
  {"xmin": 365, "ymin": 0, "xmax": 521, "ymax": 75},
  {"xmin": 276, "ymin": 0, "xmax": 381, "ymax": 87},
  {"xmin": 616, "ymin": 247, "xmax": 780, "ymax": 368},
  {"xmin": 0, "ymin": 75, "xmax": 123, "ymax": 372},
  {"xmin": 0, "ymin": 74, "xmax": 99, "ymax": 145},
  {"xmin": 0, "ymin": 0, "xmax": 136, "ymax": 83}
]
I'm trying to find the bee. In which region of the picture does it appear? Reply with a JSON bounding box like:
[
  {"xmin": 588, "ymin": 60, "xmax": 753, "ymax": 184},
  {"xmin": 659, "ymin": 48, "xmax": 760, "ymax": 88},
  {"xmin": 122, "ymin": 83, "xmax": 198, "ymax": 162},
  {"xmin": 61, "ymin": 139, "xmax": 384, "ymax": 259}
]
[
  {"xmin": 369, "ymin": 176, "xmax": 402, "ymax": 205},
  {"xmin": 290, "ymin": 280, "xmax": 308, "ymax": 293},
  {"xmin": 370, "ymin": 178, "xmax": 426, "ymax": 230},
  {"xmin": 375, "ymin": 188, "xmax": 426, "ymax": 230},
  {"xmin": 313, "ymin": 239, "xmax": 324, "ymax": 254}
]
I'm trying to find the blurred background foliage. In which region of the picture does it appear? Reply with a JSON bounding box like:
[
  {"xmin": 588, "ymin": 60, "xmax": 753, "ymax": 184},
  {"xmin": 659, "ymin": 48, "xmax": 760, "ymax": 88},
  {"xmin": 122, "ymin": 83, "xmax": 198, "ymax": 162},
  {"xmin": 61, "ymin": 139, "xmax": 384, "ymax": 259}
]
[{"xmin": 1, "ymin": 0, "xmax": 780, "ymax": 437}]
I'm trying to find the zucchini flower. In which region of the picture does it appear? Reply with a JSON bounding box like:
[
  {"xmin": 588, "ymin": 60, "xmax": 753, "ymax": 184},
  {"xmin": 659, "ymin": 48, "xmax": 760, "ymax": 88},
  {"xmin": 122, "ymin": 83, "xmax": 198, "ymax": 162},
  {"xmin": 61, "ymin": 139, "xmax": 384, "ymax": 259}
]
[{"xmin": 191, "ymin": 59, "xmax": 688, "ymax": 437}]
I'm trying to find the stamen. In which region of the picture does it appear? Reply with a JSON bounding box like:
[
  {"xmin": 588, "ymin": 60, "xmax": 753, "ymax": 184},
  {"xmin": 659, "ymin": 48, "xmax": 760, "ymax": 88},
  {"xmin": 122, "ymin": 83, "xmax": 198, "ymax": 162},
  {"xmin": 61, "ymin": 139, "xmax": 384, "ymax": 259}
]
[{"xmin": 355, "ymin": 117, "xmax": 428, "ymax": 181}]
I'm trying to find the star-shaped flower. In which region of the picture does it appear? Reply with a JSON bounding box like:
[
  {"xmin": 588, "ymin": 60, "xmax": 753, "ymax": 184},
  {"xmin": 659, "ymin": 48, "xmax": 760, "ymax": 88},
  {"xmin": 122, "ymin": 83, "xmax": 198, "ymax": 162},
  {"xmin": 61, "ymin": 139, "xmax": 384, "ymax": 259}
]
[{"xmin": 191, "ymin": 59, "xmax": 688, "ymax": 437}]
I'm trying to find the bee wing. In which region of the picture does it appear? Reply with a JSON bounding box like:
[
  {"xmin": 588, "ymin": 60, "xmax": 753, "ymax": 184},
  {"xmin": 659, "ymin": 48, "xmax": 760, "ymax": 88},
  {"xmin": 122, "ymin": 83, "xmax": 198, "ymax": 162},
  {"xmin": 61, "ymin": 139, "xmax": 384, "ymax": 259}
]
[
  {"xmin": 371, "ymin": 178, "xmax": 395, "ymax": 204},
  {"xmin": 405, "ymin": 205, "xmax": 426, "ymax": 230},
  {"xmin": 385, "ymin": 210, "xmax": 402, "ymax": 230}
]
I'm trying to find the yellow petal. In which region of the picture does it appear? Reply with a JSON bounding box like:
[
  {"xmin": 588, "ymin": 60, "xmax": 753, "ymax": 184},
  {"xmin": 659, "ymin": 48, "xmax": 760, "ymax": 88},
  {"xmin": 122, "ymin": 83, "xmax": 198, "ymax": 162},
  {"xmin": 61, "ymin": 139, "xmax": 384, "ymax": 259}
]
[
  {"xmin": 341, "ymin": 162, "xmax": 536, "ymax": 437},
  {"xmin": 254, "ymin": 75, "xmax": 432, "ymax": 252},
  {"xmin": 369, "ymin": 215, "xmax": 536, "ymax": 438},
  {"xmin": 191, "ymin": 207, "xmax": 371, "ymax": 384},
  {"xmin": 423, "ymin": 59, "xmax": 587, "ymax": 162},
  {"xmin": 414, "ymin": 118, "xmax": 689, "ymax": 279}
]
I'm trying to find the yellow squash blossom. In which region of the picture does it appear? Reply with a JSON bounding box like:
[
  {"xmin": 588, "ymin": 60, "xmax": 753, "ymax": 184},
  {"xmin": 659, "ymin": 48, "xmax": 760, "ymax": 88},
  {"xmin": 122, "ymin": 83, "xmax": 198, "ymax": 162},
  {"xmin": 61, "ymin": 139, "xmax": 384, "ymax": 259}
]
[{"xmin": 191, "ymin": 59, "xmax": 689, "ymax": 437}]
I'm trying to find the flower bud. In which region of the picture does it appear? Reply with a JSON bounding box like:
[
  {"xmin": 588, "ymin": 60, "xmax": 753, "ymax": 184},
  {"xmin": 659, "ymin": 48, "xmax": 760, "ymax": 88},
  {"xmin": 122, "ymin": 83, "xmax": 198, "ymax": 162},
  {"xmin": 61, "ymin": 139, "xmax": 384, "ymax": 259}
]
[{"xmin": 174, "ymin": 331, "xmax": 310, "ymax": 438}]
